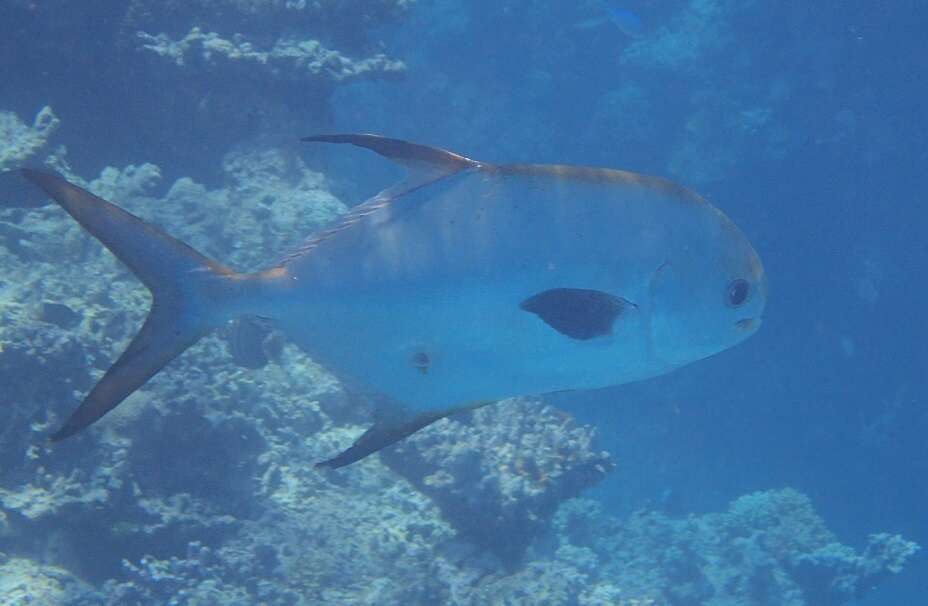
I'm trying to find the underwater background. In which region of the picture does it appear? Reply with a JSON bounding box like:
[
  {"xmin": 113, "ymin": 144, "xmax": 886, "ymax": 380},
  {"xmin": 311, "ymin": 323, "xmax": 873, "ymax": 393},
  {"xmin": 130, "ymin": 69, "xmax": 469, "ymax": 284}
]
[{"xmin": 0, "ymin": 1, "xmax": 924, "ymax": 604}]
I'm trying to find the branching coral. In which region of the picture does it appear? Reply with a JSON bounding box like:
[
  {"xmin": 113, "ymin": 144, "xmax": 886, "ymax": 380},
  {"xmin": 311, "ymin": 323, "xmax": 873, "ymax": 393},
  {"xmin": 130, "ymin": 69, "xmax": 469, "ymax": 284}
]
[
  {"xmin": 382, "ymin": 398, "xmax": 614, "ymax": 560},
  {"xmin": 138, "ymin": 28, "xmax": 405, "ymax": 82},
  {"xmin": 0, "ymin": 107, "xmax": 60, "ymax": 171}
]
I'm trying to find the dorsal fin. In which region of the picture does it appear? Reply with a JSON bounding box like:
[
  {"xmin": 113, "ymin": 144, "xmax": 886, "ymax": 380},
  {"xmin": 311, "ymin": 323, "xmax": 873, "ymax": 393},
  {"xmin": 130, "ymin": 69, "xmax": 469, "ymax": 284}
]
[
  {"xmin": 276, "ymin": 134, "xmax": 480, "ymax": 266},
  {"xmin": 302, "ymin": 134, "xmax": 479, "ymax": 201},
  {"xmin": 302, "ymin": 133, "xmax": 478, "ymax": 176}
]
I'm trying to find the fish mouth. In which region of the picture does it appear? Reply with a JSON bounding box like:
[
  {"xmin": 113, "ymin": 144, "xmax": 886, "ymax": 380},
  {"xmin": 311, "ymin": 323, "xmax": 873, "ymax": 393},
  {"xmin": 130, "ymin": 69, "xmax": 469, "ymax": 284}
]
[{"xmin": 735, "ymin": 318, "xmax": 759, "ymax": 332}]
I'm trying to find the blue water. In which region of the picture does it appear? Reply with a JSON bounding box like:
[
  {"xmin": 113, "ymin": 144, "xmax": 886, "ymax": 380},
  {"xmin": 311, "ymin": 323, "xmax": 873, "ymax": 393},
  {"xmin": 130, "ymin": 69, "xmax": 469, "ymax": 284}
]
[{"xmin": 1, "ymin": 0, "xmax": 925, "ymax": 603}]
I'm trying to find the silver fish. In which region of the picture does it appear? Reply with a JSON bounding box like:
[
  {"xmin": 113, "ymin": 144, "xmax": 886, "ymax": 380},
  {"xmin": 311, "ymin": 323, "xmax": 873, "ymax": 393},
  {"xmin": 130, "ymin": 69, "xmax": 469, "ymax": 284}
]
[{"xmin": 18, "ymin": 134, "xmax": 766, "ymax": 467}]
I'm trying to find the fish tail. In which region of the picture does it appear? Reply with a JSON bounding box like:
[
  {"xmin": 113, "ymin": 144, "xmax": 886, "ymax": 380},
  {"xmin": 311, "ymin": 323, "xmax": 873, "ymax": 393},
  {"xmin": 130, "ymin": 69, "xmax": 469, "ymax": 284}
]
[{"xmin": 21, "ymin": 169, "xmax": 269, "ymax": 441}]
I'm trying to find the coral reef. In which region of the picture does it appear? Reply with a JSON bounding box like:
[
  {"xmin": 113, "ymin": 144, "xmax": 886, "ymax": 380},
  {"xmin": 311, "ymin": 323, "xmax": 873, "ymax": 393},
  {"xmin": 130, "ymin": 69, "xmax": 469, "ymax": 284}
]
[
  {"xmin": 0, "ymin": 127, "xmax": 612, "ymax": 603},
  {"xmin": 621, "ymin": 0, "xmax": 750, "ymax": 71},
  {"xmin": 1, "ymin": 0, "xmax": 922, "ymax": 601},
  {"xmin": 124, "ymin": 0, "xmax": 414, "ymax": 46},
  {"xmin": 0, "ymin": 107, "xmax": 60, "ymax": 171},
  {"xmin": 383, "ymin": 399, "xmax": 614, "ymax": 559},
  {"xmin": 0, "ymin": 557, "xmax": 96, "ymax": 606},
  {"xmin": 551, "ymin": 489, "xmax": 919, "ymax": 606},
  {"xmin": 101, "ymin": 147, "xmax": 348, "ymax": 271},
  {"xmin": 787, "ymin": 533, "xmax": 920, "ymax": 606},
  {"xmin": 572, "ymin": 0, "xmax": 792, "ymax": 188},
  {"xmin": 0, "ymin": 0, "xmax": 413, "ymax": 180},
  {"xmin": 0, "ymin": 107, "xmax": 921, "ymax": 603},
  {"xmin": 137, "ymin": 28, "xmax": 405, "ymax": 83},
  {"xmin": 0, "ymin": 146, "xmax": 346, "ymax": 555},
  {"xmin": 126, "ymin": 0, "xmax": 411, "ymax": 96}
]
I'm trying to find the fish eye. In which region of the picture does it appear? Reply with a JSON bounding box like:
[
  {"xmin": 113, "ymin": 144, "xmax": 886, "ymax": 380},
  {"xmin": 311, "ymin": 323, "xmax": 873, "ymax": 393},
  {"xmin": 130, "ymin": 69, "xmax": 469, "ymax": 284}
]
[{"xmin": 726, "ymin": 279, "xmax": 750, "ymax": 307}]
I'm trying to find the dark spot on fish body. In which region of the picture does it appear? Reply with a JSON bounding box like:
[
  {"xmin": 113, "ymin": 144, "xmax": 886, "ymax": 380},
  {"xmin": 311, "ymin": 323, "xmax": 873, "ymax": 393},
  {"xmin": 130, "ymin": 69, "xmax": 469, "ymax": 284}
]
[
  {"xmin": 520, "ymin": 288, "xmax": 633, "ymax": 340},
  {"xmin": 412, "ymin": 351, "xmax": 431, "ymax": 374}
]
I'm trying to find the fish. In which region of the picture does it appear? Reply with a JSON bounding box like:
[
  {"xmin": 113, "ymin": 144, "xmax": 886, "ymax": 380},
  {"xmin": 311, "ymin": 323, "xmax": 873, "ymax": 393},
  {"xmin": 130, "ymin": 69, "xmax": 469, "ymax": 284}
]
[
  {"xmin": 605, "ymin": 5, "xmax": 645, "ymax": 39},
  {"xmin": 574, "ymin": 3, "xmax": 645, "ymax": 39},
  {"xmin": 14, "ymin": 134, "xmax": 766, "ymax": 468}
]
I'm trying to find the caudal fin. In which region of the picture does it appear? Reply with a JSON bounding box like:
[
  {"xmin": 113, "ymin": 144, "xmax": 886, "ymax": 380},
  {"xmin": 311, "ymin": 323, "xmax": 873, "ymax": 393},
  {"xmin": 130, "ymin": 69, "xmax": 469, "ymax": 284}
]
[{"xmin": 21, "ymin": 169, "xmax": 240, "ymax": 441}]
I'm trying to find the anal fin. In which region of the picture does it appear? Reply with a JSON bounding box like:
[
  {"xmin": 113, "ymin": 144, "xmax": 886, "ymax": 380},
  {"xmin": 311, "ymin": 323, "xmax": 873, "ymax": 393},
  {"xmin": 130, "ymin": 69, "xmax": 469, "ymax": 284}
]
[{"xmin": 316, "ymin": 400, "xmax": 494, "ymax": 470}]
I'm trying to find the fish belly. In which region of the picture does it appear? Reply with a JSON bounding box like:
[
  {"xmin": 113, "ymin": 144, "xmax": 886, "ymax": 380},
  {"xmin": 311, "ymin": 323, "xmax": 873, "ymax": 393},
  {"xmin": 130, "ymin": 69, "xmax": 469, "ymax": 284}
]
[{"xmin": 278, "ymin": 278, "xmax": 659, "ymax": 412}]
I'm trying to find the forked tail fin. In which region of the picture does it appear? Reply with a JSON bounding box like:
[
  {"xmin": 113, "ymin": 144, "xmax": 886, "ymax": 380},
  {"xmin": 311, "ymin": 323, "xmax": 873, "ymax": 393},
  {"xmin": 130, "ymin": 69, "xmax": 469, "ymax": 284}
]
[{"xmin": 21, "ymin": 169, "xmax": 250, "ymax": 440}]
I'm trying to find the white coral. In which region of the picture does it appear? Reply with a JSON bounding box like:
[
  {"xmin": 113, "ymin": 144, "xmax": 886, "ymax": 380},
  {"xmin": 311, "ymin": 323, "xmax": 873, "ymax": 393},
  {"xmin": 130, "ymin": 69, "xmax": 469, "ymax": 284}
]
[
  {"xmin": 0, "ymin": 106, "xmax": 60, "ymax": 170},
  {"xmin": 138, "ymin": 27, "xmax": 405, "ymax": 81}
]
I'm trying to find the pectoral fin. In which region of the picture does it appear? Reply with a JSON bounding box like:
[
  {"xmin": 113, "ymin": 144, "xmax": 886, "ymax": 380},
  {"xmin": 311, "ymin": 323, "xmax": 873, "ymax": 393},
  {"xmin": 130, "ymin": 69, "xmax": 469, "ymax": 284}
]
[
  {"xmin": 315, "ymin": 400, "xmax": 494, "ymax": 470},
  {"xmin": 520, "ymin": 287, "xmax": 635, "ymax": 340}
]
